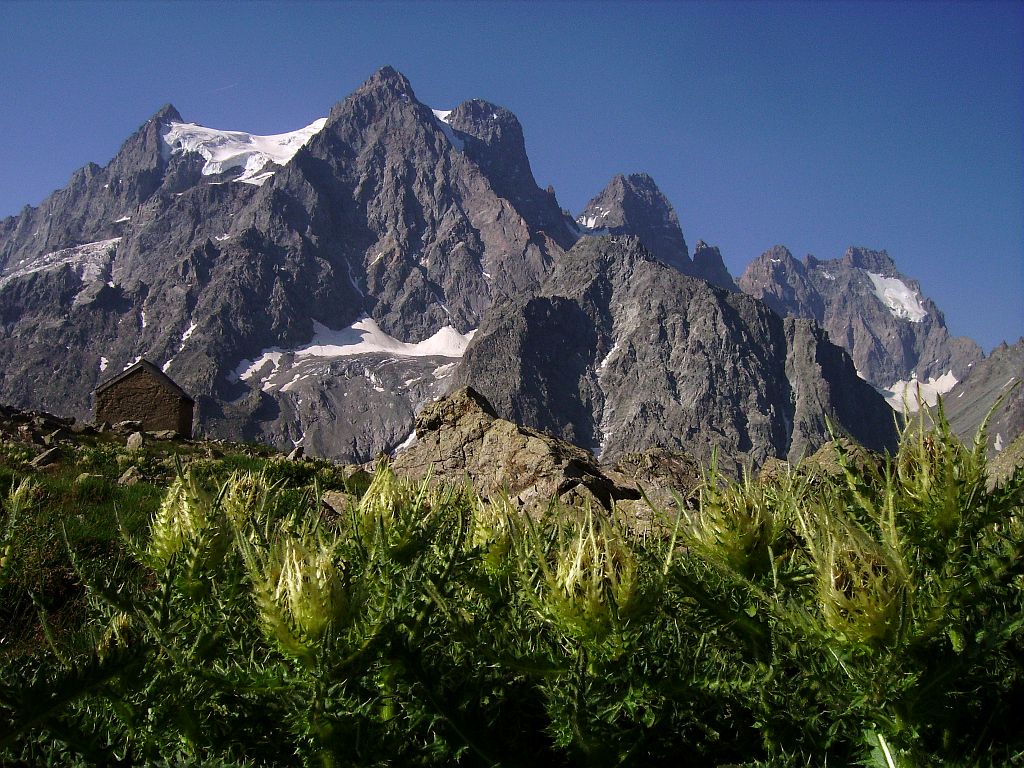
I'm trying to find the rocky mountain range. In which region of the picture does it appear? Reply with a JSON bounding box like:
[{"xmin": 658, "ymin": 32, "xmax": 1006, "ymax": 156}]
[
  {"xmin": 0, "ymin": 66, "xmax": 1010, "ymax": 472},
  {"xmin": 737, "ymin": 245, "xmax": 984, "ymax": 406}
]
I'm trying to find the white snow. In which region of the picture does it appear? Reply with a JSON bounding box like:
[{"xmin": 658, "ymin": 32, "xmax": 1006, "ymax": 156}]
[
  {"xmin": 161, "ymin": 117, "xmax": 327, "ymax": 186},
  {"xmin": 0, "ymin": 238, "xmax": 120, "ymax": 289},
  {"xmin": 820, "ymin": 271, "xmax": 836, "ymax": 281},
  {"xmin": 994, "ymin": 433, "xmax": 1004, "ymax": 452},
  {"xmin": 430, "ymin": 108, "xmax": 464, "ymax": 152},
  {"xmin": 180, "ymin": 321, "xmax": 198, "ymax": 345},
  {"xmin": 163, "ymin": 320, "xmax": 199, "ymax": 373},
  {"xmin": 99, "ymin": 357, "xmax": 109, "ymax": 373},
  {"xmin": 865, "ymin": 271, "xmax": 928, "ymax": 322},
  {"xmin": 393, "ymin": 430, "xmax": 417, "ymax": 455},
  {"xmin": 432, "ymin": 362, "xmax": 458, "ymax": 379},
  {"xmin": 234, "ymin": 316, "xmax": 475, "ymax": 390},
  {"xmin": 595, "ymin": 340, "xmax": 625, "ymax": 458},
  {"xmin": 114, "ymin": 215, "xmax": 131, "ymax": 223},
  {"xmin": 884, "ymin": 370, "xmax": 959, "ymax": 412},
  {"xmin": 140, "ymin": 309, "xmax": 147, "ymax": 329},
  {"xmin": 597, "ymin": 341, "xmax": 621, "ymax": 373},
  {"xmin": 123, "ymin": 356, "xmax": 141, "ymax": 371}
]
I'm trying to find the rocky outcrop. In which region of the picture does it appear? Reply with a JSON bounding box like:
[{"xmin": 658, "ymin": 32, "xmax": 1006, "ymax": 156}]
[
  {"xmin": 738, "ymin": 246, "xmax": 983, "ymax": 392},
  {"xmin": 456, "ymin": 236, "xmax": 899, "ymax": 475},
  {"xmin": 392, "ymin": 386, "xmax": 641, "ymax": 511},
  {"xmin": 392, "ymin": 387, "xmax": 704, "ymax": 520}
]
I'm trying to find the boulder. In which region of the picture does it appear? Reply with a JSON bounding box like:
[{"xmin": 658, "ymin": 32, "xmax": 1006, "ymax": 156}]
[
  {"xmin": 126, "ymin": 431, "xmax": 144, "ymax": 452},
  {"xmin": 393, "ymin": 387, "xmax": 703, "ymax": 517},
  {"xmin": 30, "ymin": 447, "xmax": 61, "ymax": 468},
  {"xmin": 118, "ymin": 466, "xmax": 144, "ymax": 486}
]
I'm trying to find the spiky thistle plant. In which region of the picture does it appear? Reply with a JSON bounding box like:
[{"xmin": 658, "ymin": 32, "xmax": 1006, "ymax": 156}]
[
  {"xmin": 690, "ymin": 464, "xmax": 787, "ymax": 581},
  {"xmin": 527, "ymin": 504, "xmax": 649, "ymax": 644},
  {"xmin": 145, "ymin": 471, "xmax": 219, "ymax": 568},
  {"xmin": 0, "ymin": 478, "xmax": 37, "ymax": 588},
  {"xmin": 241, "ymin": 515, "xmax": 348, "ymax": 666}
]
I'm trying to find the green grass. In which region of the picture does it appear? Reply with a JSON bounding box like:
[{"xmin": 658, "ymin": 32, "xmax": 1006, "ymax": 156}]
[{"xmin": 0, "ymin": 413, "xmax": 1021, "ymax": 766}]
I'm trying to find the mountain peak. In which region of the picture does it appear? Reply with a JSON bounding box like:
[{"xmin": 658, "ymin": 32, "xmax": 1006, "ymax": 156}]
[
  {"xmin": 692, "ymin": 240, "xmax": 739, "ymax": 292},
  {"xmin": 150, "ymin": 103, "xmax": 182, "ymax": 124},
  {"xmin": 842, "ymin": 246, "xmax": 895, "ymax": 273},
  {"xmin": 578, "ymin": 172, "xmax": 690, "ymax": 270},
  {"xmin": 357, "ymin": 66, "xmax": 415, "ymax": 98}
]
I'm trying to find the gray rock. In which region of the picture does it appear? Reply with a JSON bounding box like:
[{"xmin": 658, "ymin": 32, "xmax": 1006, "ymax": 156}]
[
  {"xmin": 392, "ymin": 387, "xmax": 644, "ymax": 512},
  {"xmin": 455, "ymin": 236, "xmax": 898, "ymax": 476},
  {"xmin": 576, "ymin": 172, "xmax": 691, "ymax": 272},
  {"xmin": 30, "ymin": 447, "xmax": 60, "ymax": 468},
  {"xmin": 126, "ymin": 431, "xmax": 144, "ymax": 451},
  {"xmin": 940, "ymin": 337, "xmax": 1024, "ymax": 454},
  {"xmin": 118, "ymin": 466, "xmax": 144, "ymax": 486}
]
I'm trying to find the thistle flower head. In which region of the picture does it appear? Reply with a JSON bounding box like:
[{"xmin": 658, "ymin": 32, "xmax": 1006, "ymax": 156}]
[
  {"xmin": 252, "ymin": 525, "xmax": 347, "ymax": 663},
  {"xmin": 146, "ymin": 473, "xmax": 216, "ymax": 568},
  {"xmin": 537, "ymin": 507, "xmax": 645, "ymax": 641}
]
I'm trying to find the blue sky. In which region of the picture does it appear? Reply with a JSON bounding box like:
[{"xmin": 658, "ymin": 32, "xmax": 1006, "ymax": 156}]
[{"xmin": 2, "ymin": 1, "xmax": 1021, "ymax": 351}]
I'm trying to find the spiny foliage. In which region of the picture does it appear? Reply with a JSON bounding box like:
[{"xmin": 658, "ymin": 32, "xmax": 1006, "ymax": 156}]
[{"xmin": 0, "ymin": 411, "xmax": 1021, "ymax": 767}]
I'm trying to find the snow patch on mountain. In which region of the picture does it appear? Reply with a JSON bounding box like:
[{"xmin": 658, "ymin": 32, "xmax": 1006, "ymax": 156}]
[
  {"xmin": 865, "ymin": 271, "xmax": 927, "ymax": 322},
  {"xmin": 161, "ymin": 118, "xmax": 327, "ymax": 185},
  {"xmin": 233, "ymin": 316, "xmax": 475, "ymax": 391},
  {"xmin": 430, "ymin": 108, "xmax": 464, "ymax": 151},
  {"xmin": 884, "ymin": 370, "xmax": 958, "ymax": 412},
  {"xmin": 0, "ymin": 238, "xmax": 120, "ymax": 289}
]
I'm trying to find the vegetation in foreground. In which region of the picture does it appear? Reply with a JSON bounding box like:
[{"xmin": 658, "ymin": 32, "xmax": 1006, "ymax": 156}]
[{"xmin": 0, "ymin": 411, "xmax": 1021, "ymax": 766}]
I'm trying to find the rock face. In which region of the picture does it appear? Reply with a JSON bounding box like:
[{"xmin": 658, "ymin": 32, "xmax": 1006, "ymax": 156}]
[
  {"xmin": 0, "ymin": 67, "xmax": 941, "ymax": 470},
  {"xmin": 576, "ymin": 173, "xmax": 691, "ymax": 272},
  {"xmin": 940, "ymin": 338, "xmax": 1023, "ymax": 455},
  {"xmin": 455, "ymin": 236, "xmax": 898, "ymax": 475},
  {"xmin": 0, "ymin": 67, "xmax": 578, "ymax": 461},
  {"xmin": 691, "ymin": 240, "xmax": 739, "ymax": 292},
  {"xmin": 738, "ymin": 246, "xmax": 983, "ymax": 399},
  {"xmin": 392, "ymin": 386, "xmax": 702, "ymax": 516}
]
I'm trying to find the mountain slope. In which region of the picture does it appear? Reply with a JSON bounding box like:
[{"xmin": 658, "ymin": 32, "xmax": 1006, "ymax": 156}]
[
  {"xmin": 455, "ymin": 236, "xmax": 898, "ymax": 474},
  {"xmin": 940, "ymin": 338, "xmax": 1023, "ymax": 455},
  {"xmin": 0, "ymin": 67, "xmax": 577, "ymax": 460},
  {"xmin": 738, "ymin": 245, "xmax": 983, "ymax": 405}
]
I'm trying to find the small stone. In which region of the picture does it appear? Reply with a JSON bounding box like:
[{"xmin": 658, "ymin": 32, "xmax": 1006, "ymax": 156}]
[
  {"xmin": 287, "ymin": 445, "xmax": 305, "ymax": 461},
  {"xmin": 118, "ymin": 466, "xmax": 144, "ymax": 486},
  {"xmin": 42, "ymin": 429, "xmax": 66, "ymax": 447},
  {"xmin": 30, "ymin": 447, "xmax": 60, "ymax": 468},
  {"xmin": 115, "ymin": 420, "xmax": 143, "ymax": 434},
  {"xmin": 71, "ymin": 422, "xmax": 97, "ymax": 435},
  {"xmin": 126, "ymin": 431, "xmax": 144, "ymax": 451},
  {"xmin": 96, "ymin": 421, "xmax": 113, "ymax": 433},
  {"xmin": 151, "ymin": 430, "xmax": 178, "ymax": 440},
  {"xmin": 75, "ymin": 472, "xmax": 103, "ymax": 485},
  {"xmin": 321, "ymin": 490, "xmax": 356, "ymax": 517}
]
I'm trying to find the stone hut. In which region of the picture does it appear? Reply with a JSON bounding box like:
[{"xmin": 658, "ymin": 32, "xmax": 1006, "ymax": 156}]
[{"xmin": 94, "ymin": 359, "xmax": 194, "ymax": 436}]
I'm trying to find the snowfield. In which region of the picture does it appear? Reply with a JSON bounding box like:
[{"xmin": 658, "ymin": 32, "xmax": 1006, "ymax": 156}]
[
  {"xmin": 884, "ymin": 370, "xmax": 958, "ymax": 412},
  {"xmin": 865, "ymin": 271, "xmax": 928, "ymax": 322},
  {"xmin": 161, "ymin": 117, "xmax": 327, "ymax": 185},
  {"xmin": 233, "ymin": 316, "xmax": 476, "ymax": 392},
  {"xmin": 0, "ymin": 238, "xmax": 120, "ymax": 290}
]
